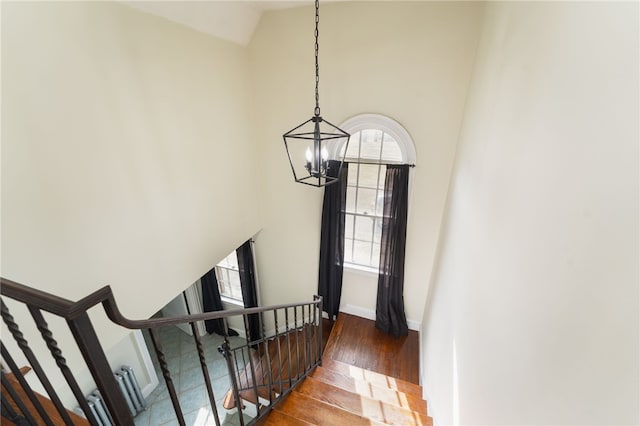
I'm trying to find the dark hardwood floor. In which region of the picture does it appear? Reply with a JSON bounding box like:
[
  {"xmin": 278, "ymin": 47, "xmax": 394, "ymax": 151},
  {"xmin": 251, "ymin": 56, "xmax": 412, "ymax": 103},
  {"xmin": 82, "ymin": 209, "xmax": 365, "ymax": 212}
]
[
  {"xmin": 322, "ymin": 313, "xmax": 420, "ymax": 384},
  {"xmin": 321, "ymin": 317, "xmax": 333, "ymax": 351},
  {"xmin": 257, "ymin": 313, "xmax": 429, "ymax": 425}
]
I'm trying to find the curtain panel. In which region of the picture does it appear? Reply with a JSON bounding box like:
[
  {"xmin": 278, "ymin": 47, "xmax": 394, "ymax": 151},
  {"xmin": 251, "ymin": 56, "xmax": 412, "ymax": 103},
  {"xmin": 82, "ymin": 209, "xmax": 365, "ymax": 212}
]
[
  {"xmin": 237, "ymin": 239, "xmax": 262, "ymax": 344},
  {"xmin": 375, "ymin": 164, "xmax": 410, "ymax": 337},
  {"xmin": 318, "ymin": 160, "xmax": 349, "ymax": 320},
  {"xmin": 201, "ymin": 267, "xmax": 228, "ymax": 335}
]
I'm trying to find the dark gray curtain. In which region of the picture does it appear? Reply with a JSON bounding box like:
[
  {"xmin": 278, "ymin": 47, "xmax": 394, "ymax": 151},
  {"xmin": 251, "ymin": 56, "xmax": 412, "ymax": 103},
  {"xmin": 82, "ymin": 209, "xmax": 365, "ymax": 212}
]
[
  {"xmin": 237, "ymin": 240, "xmax": 262, "ymax": 344},
  {"xmin": 201, "ymin": 267, "xmax": 228, "ymax": 335},
  {"xmin": 375, "ymin": 164, "xmax": 410, "ymax": 337},
  {"xmin": 318, "ymin": 160, "xmax": 349, "ymax": 320}
]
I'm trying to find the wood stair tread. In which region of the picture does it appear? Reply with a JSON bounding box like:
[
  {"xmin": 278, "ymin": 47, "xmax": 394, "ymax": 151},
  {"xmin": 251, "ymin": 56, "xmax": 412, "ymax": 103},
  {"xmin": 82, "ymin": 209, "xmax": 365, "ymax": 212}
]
[
  {"xmin": 322, "ymin": 358, "xmax": 423, "ymax": 397},
  {"xmin": 1, "ymin": 366, "xmax": 90, "ymax": 426},
  {"xmin": 322, "ymin": 313, "xmax": 420, "ymax": 384},
  {"xmin": 274, "ymin": 391, "xmax": 387, "ymax": 426},
  {"xmin": 255, "ymin": 409, "xmax": 316, "ymax": 425},
  {"xmin": 253, "ymin": 314, "xmax": 431, "ymax": 425},
  {"xmin": 223, "ymin": 325, "xmax": 318, "ymax": 409},
  {"xmin": 310, "ymin": 365, "xmax": 427, "ymax": 413},
  {"xmin": 296, "ymin": 376, "xmax": 432, "ymax": 426}
]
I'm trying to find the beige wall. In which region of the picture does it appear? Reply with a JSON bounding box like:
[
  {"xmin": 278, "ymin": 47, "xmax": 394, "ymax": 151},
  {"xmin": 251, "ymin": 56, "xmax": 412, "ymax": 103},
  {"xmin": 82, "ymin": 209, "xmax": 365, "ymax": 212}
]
[
  {"xmin": 1, "ymin": 1, "xmax": 261, "ymax": 398},
  {"xmin": 5, "ymin": 2, "xmax": 636, "ymax": 423},
  {"xmin": 249, "ymin": 1, "xmax": 484, "ymax": 325},
  {"xmin": 2, "ymin": 1, "xmax": 261, "ymax": 326},
  {"xmin": 421, "ymin": 2, "xmax": 639, "ymax": 424}
]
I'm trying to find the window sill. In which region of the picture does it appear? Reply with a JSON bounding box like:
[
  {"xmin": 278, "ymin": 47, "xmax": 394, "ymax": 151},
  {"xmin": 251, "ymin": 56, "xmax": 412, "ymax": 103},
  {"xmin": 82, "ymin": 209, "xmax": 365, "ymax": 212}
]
[
  {"xmin": 343, "ymin": 263, "xmax": 379, "ymax": 277},
  {"xmin": 221, "ymin": 296, "xmax": 244, "ymax": 307}
]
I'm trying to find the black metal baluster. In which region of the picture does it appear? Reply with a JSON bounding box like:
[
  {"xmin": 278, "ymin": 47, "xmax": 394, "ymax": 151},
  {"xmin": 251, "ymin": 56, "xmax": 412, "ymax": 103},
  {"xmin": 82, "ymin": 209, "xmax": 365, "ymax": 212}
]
[
  {"xmin": 220, "ymin": 325, "xmax": 245, "ymax": 426},
  {"xmin": 303, "ymin": 304, "xmax": 310, "ymax": 370},
  {"xmin": 239, "ymin": 346, "xmax": 247, "ymax": 375},
  {"xmin": 1, "ymin": 342, "xmax": 54, "ymax": 426},
  {"xmin": 0, "ymin": 299, "xmax": 74, "ymax": 425},
  {"xmin": 284, "ymin": 308, "xmax": 293, "ymax": 388},
  {"xmin": 66, "ymin": 312, "xmax": 132, "ymax": 426},
  {"xmin": 1, "ymin": 389, "xmax": 29, "ymax": 426},
  {"xmin": 189, "ymin": 322, "xmax": 221, "ymax": 426},
  {"xmin": 242, "ymin": 314, "xmax": 260, "ymax": 418},
  {"xmin": 273, "ymin": 310, "xmax": 283, "ymax": 392},
  {"xmin": 293, "ymin": 307, "xmax": 300, "ymax": 380},
  {"xmin": 260, "ymin": 312, "xmax": 273, "ymax": 407},
  {"xmin": 233, "ymin": 347, "xmax": 242, "ymax": 391},
  {"xmin": 148, "ymin": 328, "xmax": 184, "ymax": 426},
  {"xmin": 307, "ymin": 305, "xmax": 312, "ymax": 369},
  {"xmin": 311, "ymin": 301, "xmax": 318, "ymax": 364},
  {"xmin": 316, "ymin": 296, "xmax": 324, "ymax": 365},
  {"xmin": 28, "ymin": 306, "xmax": 99, "ymax": 426},
  {"xmin": 1, "ymin": 370, "xmax": 38, "ymax": 426},
  {"xmin": 301, "ymin": 305, "xmax": 309, "ymax": 371}
]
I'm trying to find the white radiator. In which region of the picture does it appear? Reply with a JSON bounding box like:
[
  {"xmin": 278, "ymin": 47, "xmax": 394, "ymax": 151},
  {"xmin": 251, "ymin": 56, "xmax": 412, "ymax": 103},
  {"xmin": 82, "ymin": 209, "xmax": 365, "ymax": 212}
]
[{"xmin": 75, "ymin": 365, "xmax": 146, "ymax": 425}]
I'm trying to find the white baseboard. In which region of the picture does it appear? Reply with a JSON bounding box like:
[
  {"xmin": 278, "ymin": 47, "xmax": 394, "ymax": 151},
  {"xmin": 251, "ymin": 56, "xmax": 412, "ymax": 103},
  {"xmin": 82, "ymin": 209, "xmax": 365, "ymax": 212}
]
[
  {"xmin": 141, "ymin": 383, "xmax": 157, "ymax": 399},
  {"xmin": 338, "ymin": 304, "xmax": 420, "ymax": 331}
]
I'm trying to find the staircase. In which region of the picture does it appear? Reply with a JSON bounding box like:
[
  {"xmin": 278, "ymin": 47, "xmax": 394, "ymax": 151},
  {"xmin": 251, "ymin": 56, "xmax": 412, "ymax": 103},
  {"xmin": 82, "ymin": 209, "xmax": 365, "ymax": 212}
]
[
  {"xmin": 223, "ymin": 324, "xmax": 320, "ymax": 409},
  {"xmin": 257, "ymin": 314, "xmax": 432, "ymax": 426},
  {"xmin": 1, "ymin": 277, "xmax": 430, "ymax": 425},
  {"xmin": 0, "ymin": 277, "xmax": 324, "ymax": 426}
]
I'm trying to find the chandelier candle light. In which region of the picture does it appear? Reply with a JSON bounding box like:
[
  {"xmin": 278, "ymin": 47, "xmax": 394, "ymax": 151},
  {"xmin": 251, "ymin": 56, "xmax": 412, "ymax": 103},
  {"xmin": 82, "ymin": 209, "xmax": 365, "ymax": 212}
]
[{"xmin": 283, "ymin": 0, "xmax": 350, "ymax": 187}]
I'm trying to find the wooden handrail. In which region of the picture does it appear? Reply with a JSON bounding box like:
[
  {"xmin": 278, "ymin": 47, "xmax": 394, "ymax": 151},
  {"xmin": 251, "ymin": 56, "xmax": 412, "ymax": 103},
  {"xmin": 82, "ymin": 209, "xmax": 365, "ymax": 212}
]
[
  {"xmin": 0, "ymin": 277, "xmax": 322, "ymax": 329},
  {"xmin": 1, "ymin": 276, "xmax": 324, "ymax": 426}
]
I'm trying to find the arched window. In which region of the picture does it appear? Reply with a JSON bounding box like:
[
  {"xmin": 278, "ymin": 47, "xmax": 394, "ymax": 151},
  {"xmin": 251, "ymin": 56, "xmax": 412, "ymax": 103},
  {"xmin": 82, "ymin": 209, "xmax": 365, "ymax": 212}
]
[{"xmin": 338, "ymin": 114, "xmax": 415, "ymax": 272}]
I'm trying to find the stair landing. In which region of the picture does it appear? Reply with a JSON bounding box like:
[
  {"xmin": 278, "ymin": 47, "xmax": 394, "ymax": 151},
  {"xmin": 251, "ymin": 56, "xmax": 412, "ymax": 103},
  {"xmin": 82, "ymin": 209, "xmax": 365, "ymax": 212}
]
[{"xmin": 258, "ymin": 313, "xmax": 431, "ymax": 425}]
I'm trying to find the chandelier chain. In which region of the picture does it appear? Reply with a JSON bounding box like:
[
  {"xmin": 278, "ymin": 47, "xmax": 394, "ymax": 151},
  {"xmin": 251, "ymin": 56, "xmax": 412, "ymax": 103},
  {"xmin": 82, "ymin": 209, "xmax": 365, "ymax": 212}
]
[{"xmin": 314, "ymin": 0, "xmax": 320, "ymax": 116}]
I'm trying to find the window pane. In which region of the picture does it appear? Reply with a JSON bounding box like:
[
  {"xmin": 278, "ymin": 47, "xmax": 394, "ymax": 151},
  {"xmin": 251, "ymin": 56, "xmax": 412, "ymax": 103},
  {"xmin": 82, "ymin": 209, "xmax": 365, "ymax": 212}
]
[
  {"xmin": 354, "ymin": 215, "xmax": 374, "ymax": 241},
  {"xmin": 344, "ymin": 238, "xmax": 354, "ymax": 263},
  {"xmin": 229, "ymin": 270, "xmax": 242, "ymax": 300},
  {"xmin": 229, "ymin": 253, "xmax": 238, "ymax": 269},
  {"xmin": 381, "ymin": 133, "xmax": 403, "ymax": 162},
  {"xmin": 347, "ymin": 164, "xmax": 359, "ymax": 187},
  {"xmin": 377, "ymin": 170, "xmax": 386, "ymax": 190},
  {"xmin": 373, "ymin": 217, "xmax": 383, "ymax": 242},
  {"xmin": 346, "ymin": 187, "xmax": 357, "ymax": 213},
  {"xmin": 345, "ymin": 214, "xmax": 355, "ymax": 240},
  {"xmin": 356, "ymin": 188, "xmax": 377, "ymax": 215},
  {"xmin": 215, "ymin": 269, "xmax": 226, "ymax": 292},
  {"xmin": 372, "ymin": 243, "xmax": 381, "ymax": 266},
  {"xmin": 215, "ymin": 249, "xmax": 243, "ymax": 302},
  {"xmin": 353, "ymin": 240, "xmax": 373, "ymax": 266},
  {"xmin": 375, "ymin": 191, "xmax": 385, "ymax": 216},
  {"xmin": 358, "ymin": 164, "xmax": 380, "ymax": 189},
  {"xmin": 360, "ymin": 130, "xmax": 383, "ymax": 160},
  {"xmin": 345, "ymin": 131, "xmax": 361, "ymax": 159},
  {"xmin": 218, "ymin": 251, "xmax": 238, "ymax": 269},
  {"xmin": 341, "ymin": 121, "xmax": 412, "ymax": 273}
]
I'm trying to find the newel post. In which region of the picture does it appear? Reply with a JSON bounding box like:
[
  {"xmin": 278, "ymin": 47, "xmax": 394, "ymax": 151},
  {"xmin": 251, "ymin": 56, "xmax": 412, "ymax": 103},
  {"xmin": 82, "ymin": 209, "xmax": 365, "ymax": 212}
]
[{"xmin": 67, "ymin": 312, "xmax": 134, "ymax": 426}]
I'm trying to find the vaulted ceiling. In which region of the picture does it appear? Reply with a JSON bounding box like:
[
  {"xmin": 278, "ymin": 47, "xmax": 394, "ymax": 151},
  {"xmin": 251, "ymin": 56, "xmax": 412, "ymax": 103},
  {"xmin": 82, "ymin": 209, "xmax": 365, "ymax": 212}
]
[{"xmin": 122, "ymin": 1, "xmax": 314, "ymax": 45}]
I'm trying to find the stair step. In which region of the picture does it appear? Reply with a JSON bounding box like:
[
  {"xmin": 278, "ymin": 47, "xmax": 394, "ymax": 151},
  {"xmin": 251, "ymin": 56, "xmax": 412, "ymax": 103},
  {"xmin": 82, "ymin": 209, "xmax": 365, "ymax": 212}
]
[
  {"xmin": 310, "ymin": 366, "xmax": 427, "ymax": 413},
  {"xmin": 2, "ymin": 366, "xmax": 90, "ymax": 426},
  {"xmin": 296, "ymin": 376, "xmax": 432, "ymax": 425},
  {"xmin": 274, "ymin": 391, "xmax": 387, "ymax": 426},
  {"xmin": 322, "ymin": 359, "xmax": 423, "ymax": 397},
  {"xmin": 256, "ymin": 409, "xmax": 316, "ymax": 425},
  {"xmin": 224, "ymin": 326, "xmax": 318, "ymax": 409}
]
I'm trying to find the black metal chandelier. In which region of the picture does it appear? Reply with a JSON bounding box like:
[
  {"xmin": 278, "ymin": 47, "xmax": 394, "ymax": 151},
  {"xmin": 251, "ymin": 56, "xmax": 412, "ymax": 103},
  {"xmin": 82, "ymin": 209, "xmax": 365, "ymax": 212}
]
[{"xmin": 283, "ymin": 0, "xmax": 350, "ymax": 187}]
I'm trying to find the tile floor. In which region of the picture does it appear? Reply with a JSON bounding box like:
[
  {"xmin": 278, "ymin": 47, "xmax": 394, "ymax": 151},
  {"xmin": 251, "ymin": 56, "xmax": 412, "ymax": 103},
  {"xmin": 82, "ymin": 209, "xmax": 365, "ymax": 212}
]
[{"xmin": 133, "ymin": 326, "xmax": 253, "ymax": 426}]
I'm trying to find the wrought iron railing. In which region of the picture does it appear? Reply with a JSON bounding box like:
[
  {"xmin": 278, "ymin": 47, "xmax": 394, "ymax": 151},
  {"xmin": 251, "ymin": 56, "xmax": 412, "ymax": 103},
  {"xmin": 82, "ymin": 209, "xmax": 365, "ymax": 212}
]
[{"xmin": 0, "ymin": 277, "xmax": 323, "ymax": 426}]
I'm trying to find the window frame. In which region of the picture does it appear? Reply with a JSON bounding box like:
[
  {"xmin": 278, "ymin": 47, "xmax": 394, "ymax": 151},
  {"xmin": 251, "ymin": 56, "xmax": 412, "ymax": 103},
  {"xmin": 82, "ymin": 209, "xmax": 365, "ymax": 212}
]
[
  {"xmin": 214, "ymin": 251, "xmax": 244, "ymax": 305},
  {"xmin": 337, "ymin": 114, "xmax": 416, "ymax": 274}
]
